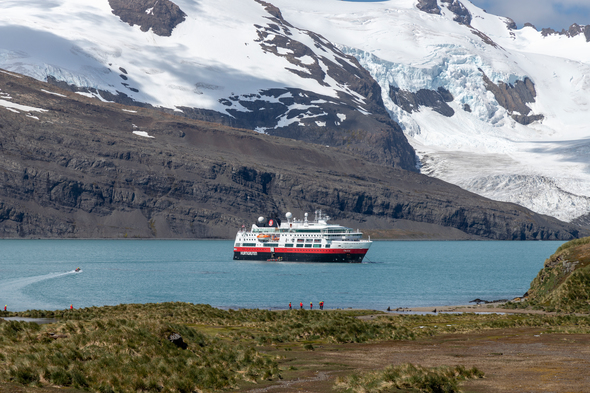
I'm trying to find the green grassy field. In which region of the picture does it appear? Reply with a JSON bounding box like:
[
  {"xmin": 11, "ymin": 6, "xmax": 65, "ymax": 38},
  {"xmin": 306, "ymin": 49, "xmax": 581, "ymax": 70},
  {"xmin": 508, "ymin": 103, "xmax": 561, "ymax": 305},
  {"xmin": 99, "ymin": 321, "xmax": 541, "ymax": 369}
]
[{"xmin": 2, "ymin": 303, "xmax": 590, "ymax": 392}]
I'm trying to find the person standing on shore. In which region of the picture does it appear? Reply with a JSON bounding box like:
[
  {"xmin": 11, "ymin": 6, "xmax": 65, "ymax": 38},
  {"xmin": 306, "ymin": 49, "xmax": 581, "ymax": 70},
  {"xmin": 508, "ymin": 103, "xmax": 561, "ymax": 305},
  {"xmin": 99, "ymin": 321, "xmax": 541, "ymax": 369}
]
[
  {"xmin": 300, "ymin": 302, "xmax": 303, "ymax": 310},
  {"xmin": 320, "ymin": 301, "xmax": 324, "ymax": 310},
  {"xmin": 289, "ymin": 302, "xmax": 292, "ymax": 310},
  {"xmin": 3, "ymin": 305, "xmax": 6, "ymax": 311},
  {"xmin": 70, "ymin": 304, "xmax": 73, "ymax": 310},
  {"xmin": 310, "ymin": 302, "xmax": 313, "ymax": 310}
]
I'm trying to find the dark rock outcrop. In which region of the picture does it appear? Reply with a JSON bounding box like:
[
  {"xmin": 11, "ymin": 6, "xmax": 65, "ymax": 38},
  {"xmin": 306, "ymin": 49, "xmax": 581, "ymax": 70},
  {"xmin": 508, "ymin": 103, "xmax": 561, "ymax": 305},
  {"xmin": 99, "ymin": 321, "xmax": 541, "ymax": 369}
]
[
  {"xmin": 441, "ymin": 0, "xmax": 471, "ymax": 26},
  {"xmin": 504, "ymin": 18, "xmax": 517, "ymax": 30},
  {"xmin": 389, "ymin": 86, "xmax": 455, "ymax": 117},
  {"xmin": 471, "ymin": 29, "xmax": 501, "ymax": 48},
  {"xmin": 0, "ymin": 70, "xmax": 585, "ymax": 240},
  {"xmin": 416, "ymin": 0, "xmax": 441, "ymax": 15},
  {"xmin": 168, "ymin": 333, "xmax": 188, "ymax": 349},
  {"xmin": 480, "ymin": 70, "xmax": 544, "ymax": 125},
  {"xmin": 109, "ymin": 0, "xmax": 186, "ymax": 37},
  {"xmin": 422, "ymin": 0, "xmax": 499, "ymax": 49},
  {"xmin": 572, "ymin": 213, "xmax": 590, "ymax": 229},
  {"xmin": 416, "ymin": 0, "xmax": 475, "ymax": 26},
  {"xmin": 541, "ymin": 23, "xmax": 590, "ymax": 42}
]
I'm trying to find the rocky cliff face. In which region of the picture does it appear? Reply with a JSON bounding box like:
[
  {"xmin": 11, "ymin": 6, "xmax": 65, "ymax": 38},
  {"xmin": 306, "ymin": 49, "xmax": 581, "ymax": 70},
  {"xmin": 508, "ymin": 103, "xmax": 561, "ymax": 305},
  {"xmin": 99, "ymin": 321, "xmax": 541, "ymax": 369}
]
[
  {"xmin": 0, "ymin": 70, "xmax": 585, "ymax": 240},
  {"xmin": 480, "ymin": 72, "xmax": 544, "ymax": 125},
  {"xmin": 389, "ymin": 87, "xmax": 455, "ymax": 117},
  {"xmin": 440, "ymin": 0, "xmax": 471, "ymax": 26}
]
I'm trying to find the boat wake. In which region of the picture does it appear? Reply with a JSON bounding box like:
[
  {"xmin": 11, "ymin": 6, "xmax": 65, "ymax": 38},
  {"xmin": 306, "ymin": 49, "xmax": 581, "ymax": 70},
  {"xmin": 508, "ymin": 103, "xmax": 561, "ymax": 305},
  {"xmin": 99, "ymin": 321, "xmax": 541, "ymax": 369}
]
[{"xmin": 0, "ymin": 270, "xmax": 80, "ymax": 311}]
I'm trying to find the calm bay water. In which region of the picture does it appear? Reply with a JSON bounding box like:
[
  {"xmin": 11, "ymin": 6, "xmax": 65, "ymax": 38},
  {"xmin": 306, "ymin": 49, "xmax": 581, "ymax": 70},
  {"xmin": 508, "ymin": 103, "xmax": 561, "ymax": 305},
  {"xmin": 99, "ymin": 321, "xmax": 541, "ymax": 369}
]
[{"xmin": 0, "ymin": 240, "xmax": 562, "ymax": 312}]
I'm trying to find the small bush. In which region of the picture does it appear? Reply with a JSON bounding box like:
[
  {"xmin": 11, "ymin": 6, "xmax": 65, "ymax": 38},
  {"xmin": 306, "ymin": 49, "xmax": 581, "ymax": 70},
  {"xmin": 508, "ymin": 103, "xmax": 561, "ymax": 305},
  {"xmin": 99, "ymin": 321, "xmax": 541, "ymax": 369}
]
[
  {"xmin": 98, "ymin": 383, "xmax": 115, "ymax": 393},
  {"xmin": 13, "ymin": 366, "xmax": 39, "ymax": 385},
  {"xmin": 50, "ymin": 369, "xmax": 72, "ymax": 386},
  {"xmin": 71, "ymin": 369, "xmax": 89, "ymax": 388}
]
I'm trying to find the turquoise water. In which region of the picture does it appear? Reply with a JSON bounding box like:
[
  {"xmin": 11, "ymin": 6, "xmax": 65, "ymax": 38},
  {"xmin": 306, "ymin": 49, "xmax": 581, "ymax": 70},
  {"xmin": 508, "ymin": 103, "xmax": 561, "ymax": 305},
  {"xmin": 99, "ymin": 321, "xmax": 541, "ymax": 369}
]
[{"xmin": 0, "ymin": 240, "xmax": 562, "ymax": 312}]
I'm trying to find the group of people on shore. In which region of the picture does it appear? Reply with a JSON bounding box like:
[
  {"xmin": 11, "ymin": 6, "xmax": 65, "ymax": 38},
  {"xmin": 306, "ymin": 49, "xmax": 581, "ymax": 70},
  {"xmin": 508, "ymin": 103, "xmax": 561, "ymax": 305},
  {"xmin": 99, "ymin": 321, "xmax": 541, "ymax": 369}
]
[{"xmin": 288, "ymin": 301, "xmax": 324, "ymax": 310}]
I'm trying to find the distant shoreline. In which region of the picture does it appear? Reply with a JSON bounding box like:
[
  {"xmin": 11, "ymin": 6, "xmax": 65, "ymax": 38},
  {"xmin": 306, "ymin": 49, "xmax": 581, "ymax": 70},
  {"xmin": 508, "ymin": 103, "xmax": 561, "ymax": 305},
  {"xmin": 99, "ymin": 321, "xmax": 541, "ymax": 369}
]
[{"xmin": 2, "ymin": 302, "xmax": 570, "ymax": 317}]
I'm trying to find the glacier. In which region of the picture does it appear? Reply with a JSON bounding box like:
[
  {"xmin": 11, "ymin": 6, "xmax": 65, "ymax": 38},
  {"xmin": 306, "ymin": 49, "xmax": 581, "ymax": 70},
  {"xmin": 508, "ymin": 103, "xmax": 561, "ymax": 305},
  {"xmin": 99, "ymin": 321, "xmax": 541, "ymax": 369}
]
[{"xmin": 272, "ymin": 0, "xmax": 590, "ymax": 222}]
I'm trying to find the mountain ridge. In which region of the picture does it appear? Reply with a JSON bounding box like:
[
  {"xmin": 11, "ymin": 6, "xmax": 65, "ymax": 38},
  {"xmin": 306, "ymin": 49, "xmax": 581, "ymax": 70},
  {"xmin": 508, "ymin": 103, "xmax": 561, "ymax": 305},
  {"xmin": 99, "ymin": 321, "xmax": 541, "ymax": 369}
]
[
  {"xmin": 0, "ymin": 69, "xmax": 584, "ymax": 240},
  {"xmin": 2, "ymin": 0, "xmax": 590, "ymax": 230}
]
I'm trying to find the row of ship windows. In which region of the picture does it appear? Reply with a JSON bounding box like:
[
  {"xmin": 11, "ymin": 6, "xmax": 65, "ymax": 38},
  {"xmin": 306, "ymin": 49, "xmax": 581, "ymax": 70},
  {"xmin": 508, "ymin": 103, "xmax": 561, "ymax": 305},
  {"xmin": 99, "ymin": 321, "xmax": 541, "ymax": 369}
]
[
  {"xmin": 244, "ymin": 234, "xmax": 337, "ymax": 238},
  {"xmin": 239, "ymin": 243, "xmax": 329, "ymax": 248},
  {"xmin": 251, "ymin": 230, "xmax": 351, "ymax": 234},
  {"xmin": 242, "ymin": 237, "xmax": 323, "ymax": 243},
  {"xmin": 245, "ymin": 232, "xmax": 349, "ymax": 237}
]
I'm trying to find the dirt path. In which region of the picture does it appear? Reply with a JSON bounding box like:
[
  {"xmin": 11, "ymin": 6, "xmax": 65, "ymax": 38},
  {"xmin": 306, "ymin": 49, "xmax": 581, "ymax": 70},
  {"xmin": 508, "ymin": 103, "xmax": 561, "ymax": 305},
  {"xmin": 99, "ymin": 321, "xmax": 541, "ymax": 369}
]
[{"xmin": 245, "ymin": 327, "xmax": 590, "ymax": 393}]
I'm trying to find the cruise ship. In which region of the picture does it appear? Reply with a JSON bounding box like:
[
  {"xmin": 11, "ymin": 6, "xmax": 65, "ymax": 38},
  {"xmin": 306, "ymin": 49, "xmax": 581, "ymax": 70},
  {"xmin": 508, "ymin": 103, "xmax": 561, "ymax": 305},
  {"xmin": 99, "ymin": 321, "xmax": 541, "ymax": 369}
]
[{"xmin": 233, "ymin": 211, "xmax": 372, "ymax": 262}]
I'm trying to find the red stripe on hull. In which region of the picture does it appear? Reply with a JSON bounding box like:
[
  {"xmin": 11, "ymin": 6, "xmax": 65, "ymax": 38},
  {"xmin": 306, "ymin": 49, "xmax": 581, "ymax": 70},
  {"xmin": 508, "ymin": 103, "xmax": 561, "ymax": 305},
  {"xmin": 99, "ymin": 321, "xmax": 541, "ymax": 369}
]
[
  {"xmin": 233, "ymin": 247, "xmax": 369, "ymax": 262},
  {"xmin": 234, "ymin": 247, "xmax": 368, "ymax": 254}
]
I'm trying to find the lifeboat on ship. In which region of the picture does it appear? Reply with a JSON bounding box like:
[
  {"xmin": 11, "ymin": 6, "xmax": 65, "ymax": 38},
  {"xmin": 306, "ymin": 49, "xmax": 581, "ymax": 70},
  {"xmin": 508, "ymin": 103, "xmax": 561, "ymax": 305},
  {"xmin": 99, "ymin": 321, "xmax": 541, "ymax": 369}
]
[{"xmin": 257, "ymin": 234, "xmax": 271, "ymax": 241}]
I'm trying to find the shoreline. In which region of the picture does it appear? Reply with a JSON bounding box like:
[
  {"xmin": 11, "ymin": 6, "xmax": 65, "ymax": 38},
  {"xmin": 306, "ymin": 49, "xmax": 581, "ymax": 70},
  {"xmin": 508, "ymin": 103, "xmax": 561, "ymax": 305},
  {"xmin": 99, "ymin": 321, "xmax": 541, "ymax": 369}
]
[
  {"xmin": 384, "ymin": 302, "xmax": 572, "ymax": 316},
  {"xmin": 1, "ymin": 302, "xmax": 565, "ymax": 317}
]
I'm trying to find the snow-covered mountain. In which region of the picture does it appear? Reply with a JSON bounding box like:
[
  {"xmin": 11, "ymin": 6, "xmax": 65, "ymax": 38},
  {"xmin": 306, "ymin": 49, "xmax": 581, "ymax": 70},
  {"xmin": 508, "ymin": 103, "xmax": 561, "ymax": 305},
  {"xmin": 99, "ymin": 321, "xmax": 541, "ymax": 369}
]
[
  {"xmin": 0, "ymin": 0, "xmax": 416, "ymax": 170},
  {"xmin": 1, "ymin": 0, "xmax": 590, "ymax": 222},
  {"xmin": 270, "ymin": 0, "xmax": 590, "ymax": 223}
]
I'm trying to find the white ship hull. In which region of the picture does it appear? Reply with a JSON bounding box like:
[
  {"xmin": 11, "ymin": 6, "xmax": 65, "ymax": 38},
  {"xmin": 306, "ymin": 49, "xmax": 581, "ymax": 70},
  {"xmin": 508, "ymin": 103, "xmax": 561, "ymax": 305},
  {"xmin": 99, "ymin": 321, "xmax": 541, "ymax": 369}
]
[{"xmin": 233, "ymin": 211, "xmax": 372, "ymax": 263}]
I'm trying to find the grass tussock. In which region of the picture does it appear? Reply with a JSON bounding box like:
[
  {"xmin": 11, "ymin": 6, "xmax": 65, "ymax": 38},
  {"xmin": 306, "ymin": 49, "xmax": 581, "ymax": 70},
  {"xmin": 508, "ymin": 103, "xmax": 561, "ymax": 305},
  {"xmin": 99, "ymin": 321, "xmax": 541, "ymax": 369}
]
[
  {"xmin": 333, "ymin": 363, "xmax": 484, "ymax": 393},
  {"xmin": 17, "ymin": 303, "xmax": 418, "ymax": 344},
  {"xmin": 555, "ymin": 237, "xmax": 590, "ymax": 254},
  {"xmin": 0, "ymin": 316, "xmax": 277, "ymax": 392}
]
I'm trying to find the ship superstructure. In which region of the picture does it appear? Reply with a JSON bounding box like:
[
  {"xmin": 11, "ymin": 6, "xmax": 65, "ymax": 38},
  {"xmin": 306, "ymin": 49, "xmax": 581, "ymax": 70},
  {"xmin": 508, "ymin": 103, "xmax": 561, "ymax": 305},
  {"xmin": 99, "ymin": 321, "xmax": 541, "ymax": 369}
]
[{"xmin": 233, "ymin": 211, "xmax": 372, "ymax": 262}]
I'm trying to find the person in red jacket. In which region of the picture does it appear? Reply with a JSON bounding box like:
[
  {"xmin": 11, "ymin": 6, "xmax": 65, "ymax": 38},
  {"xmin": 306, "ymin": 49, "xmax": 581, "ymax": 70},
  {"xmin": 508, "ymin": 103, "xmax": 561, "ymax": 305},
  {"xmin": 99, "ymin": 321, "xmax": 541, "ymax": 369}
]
[
  {"xmin": 310, "ymin": 302, "xmax": 313, "ymax": 310},
  {"xmin": 289, "ymin": 302, "xmax": 292, "ymax": 310},
  {"xmin": 320, "ymin": 301, "xmax": 324, "ymax": 310},
  {"xmin": 300, "ymin": 302, "xmax": 303, "ymax": 309}
]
